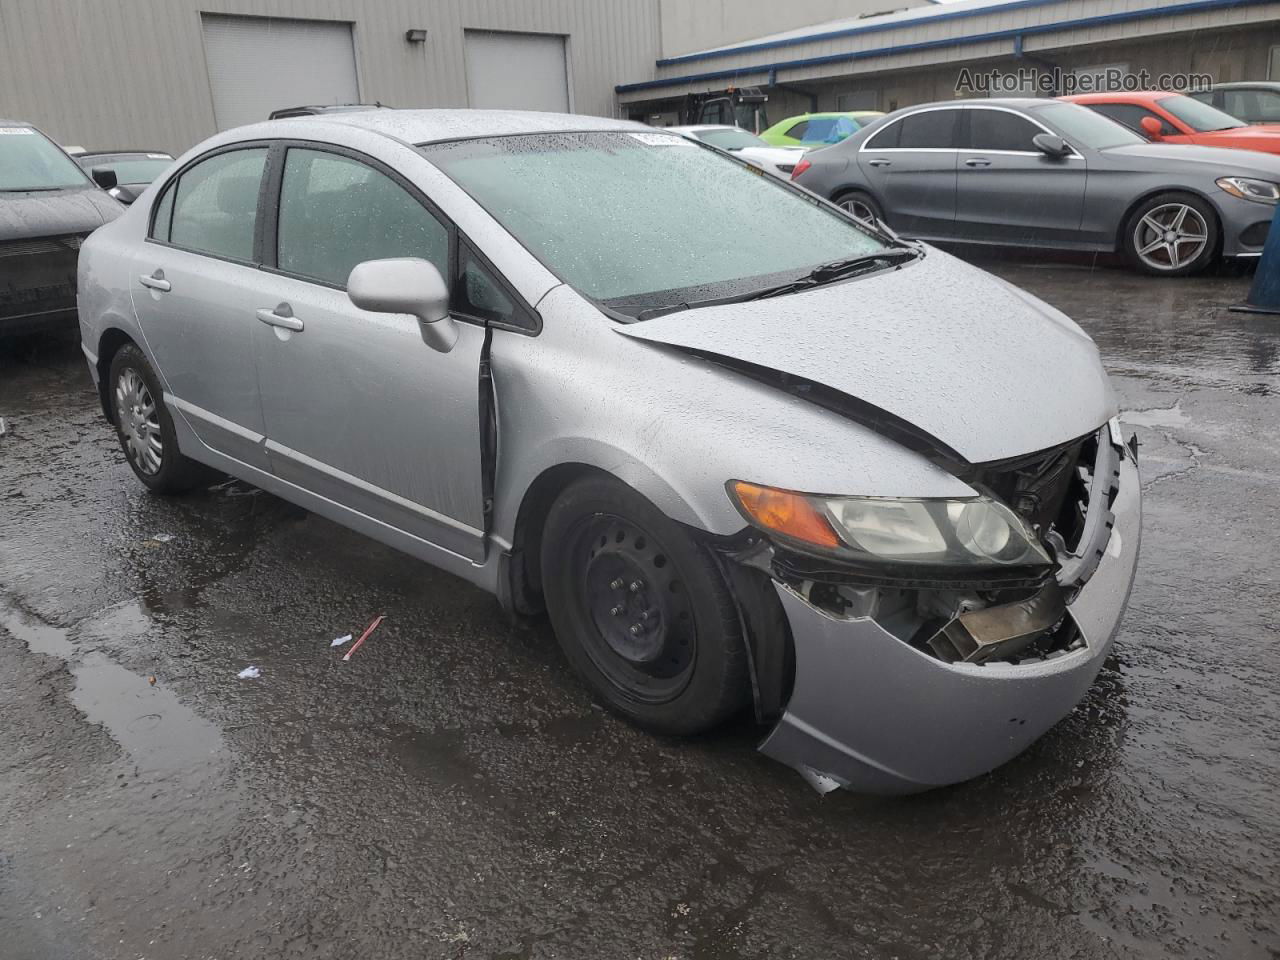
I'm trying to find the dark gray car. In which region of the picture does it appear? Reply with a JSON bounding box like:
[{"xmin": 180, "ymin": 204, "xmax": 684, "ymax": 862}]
[
  {"xmin": 1191, "ymin": 82, "xmax": 1280, "ymax": 125},
  {"xmin": 793, "ymin": 98, "xmax": 1280, "ymax": 275},
  {"xmin": 1, "ymin": 120, "xmax": 122, "ymax": 335}
]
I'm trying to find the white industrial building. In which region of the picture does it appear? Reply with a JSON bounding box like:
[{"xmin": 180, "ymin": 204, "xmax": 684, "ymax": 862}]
[{"xmin": 1, "ymin": 0, "xmax": 1278, "ymax": 154}]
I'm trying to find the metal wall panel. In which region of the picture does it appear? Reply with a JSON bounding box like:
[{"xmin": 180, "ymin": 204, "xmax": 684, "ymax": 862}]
[{"xmin": 0, "ymin": 0, "xmax": 661, "ymax": 154}]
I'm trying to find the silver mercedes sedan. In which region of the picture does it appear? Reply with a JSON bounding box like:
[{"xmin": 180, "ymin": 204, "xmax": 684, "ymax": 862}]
[
  {"xmin": 77, "ymin": 109, "xmax": 1141, "ymax": 794},
  {"xmin": 793, "ymin": 97, "xmax": 1280, "ymax": 276}
]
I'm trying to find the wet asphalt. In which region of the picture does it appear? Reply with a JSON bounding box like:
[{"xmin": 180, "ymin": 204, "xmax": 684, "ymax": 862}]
[{"xmin": 1, "ymin": 254, "xmax": 1278, "ymax": 960}]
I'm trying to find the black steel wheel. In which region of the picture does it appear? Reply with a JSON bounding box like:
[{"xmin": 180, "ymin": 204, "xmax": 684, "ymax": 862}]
[{"xmin": 541, "ymin": 474, "xmax": 749, "ymax": 735}]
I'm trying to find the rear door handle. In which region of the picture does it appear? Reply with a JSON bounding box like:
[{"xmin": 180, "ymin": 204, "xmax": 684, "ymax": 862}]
[
  {"xmin": 256, "ymin": 304, "xmax": 304, "ymax": 332},
  {"xmin": 867, "ymin": 158, "xmax": 892, "ymax": 167},
  {"xmin": 964, "ymin": 158, "xmax": 992, "ymax": 167},
  {"xmin": 139, "ymin": 271, "xmax": 170, "ymax": 292}
]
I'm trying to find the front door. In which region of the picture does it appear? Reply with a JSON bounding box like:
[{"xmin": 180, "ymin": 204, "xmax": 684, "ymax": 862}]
[
  {"xmin": 130, "ymin": 145, "xmax": 272, "ymax": 470},
  {"xmin": 249, "ymin": 144, "xmax": 488, "ymax": 561},
  {"xmin": 857, "ymin": 107, "xmax": 963, "ymax": 238},
  {"xmin": 953, "ymin": 107, "xmax": 1087, "ymax": 247}
]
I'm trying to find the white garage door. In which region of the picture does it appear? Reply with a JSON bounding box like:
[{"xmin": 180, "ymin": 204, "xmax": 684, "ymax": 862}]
[
  {"xmin": 201, "ymin": 15, "xmax": 360, "ymax": 131},
  {"xmin": 464, "ymin": 30, "xmax": 569, "ymax": 113}
]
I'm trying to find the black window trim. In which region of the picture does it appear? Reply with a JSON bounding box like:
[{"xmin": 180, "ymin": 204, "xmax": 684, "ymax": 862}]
[
  {"xmin": 257, "ymin": 139, "xmax": 541, "ymax": 337},
  {"xmin": 145, "ymin": 139, "xmax": 274, "ymax": 268},
  {"xmin": 452, "ymin": 235, "xmax": 542, "ymax": 334}
]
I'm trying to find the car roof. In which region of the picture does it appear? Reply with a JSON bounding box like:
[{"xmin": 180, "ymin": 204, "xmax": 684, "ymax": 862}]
[
  {"xmin": 76, "ymin": 150, "xmax": 173, "ymax": 159},
  {"xmin": 1062, "ymin": 91, "xmax": 1177, "ymax": 105},
  {"xmin": 1208, "ymin": 81, "xmax": 1280, "ymax": 91},
  {"xmin": 266, "ymin": 108, "xmax": 645, "ymax": 145}
]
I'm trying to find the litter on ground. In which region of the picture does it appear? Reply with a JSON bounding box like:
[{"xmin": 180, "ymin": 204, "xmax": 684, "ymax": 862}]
[
  {"xmin": 342, "ymin": 615, "xmax": 385, "ymax": 662},
  {"xmin": 237, "ymin": 666, "xmax": 261, "ymax": 679},
  {"xmin": 331, "ymin": 634, "xmax": 352, "ymax": 647}
]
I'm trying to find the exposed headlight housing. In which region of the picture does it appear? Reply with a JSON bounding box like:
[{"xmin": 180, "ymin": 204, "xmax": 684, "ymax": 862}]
[
  {"xmin": 728, "ymin": 481, "xmax": 1052, "ymax": 575},
  {"xmin": 1217, "ymin": 176, "xmax": 1280, "ymax": 204}
]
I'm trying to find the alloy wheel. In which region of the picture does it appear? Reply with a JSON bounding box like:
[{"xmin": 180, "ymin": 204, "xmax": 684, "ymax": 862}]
[
  {"xmin": 840, "ymin": 197, "xmax": 878, "ymax": 224},
  {"xmin": 115, "ymin": 367, "xmax": 163, "ymax": 475},
  {"xmin": 1133, "ymin": 203, "xmax": 1208, "ymax": 272}
]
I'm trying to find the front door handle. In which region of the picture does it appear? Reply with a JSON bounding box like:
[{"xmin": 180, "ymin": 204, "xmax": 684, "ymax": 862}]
[
  {"xmin": 964, "ymin": 157, "xmax": 992, "ymax": 167},
  {"xmin": 139, "ymin": 271, "xmax": 171, "ymax": 292},
  {"xmin": 867, "ymin": 158, "xmax": 892, "ymax": 167},
  {"xmin": 256, "ymin": 303, "xmax": 304, "ymax": 332}
]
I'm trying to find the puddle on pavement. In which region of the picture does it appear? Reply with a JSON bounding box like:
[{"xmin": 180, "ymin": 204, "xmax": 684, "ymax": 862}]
[
  {"xmin": 0, "ymin": 598, "xmax": 223, "ymax": 773},
  {"xmin": 1121, "ymin": 401, "xmax": 1191, "ymax": 429}
]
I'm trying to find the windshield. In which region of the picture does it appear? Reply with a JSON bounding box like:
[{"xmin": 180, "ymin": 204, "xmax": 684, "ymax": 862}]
[
  {"xmin": 1033, "ymin": 102, "xmax": 1145, "ymax": 150},
  {"xmin": 81, "ymin": 156, "xmax": 172, "ymax": 185},
  {"xmin": 696, "ymin": 128, "xmax": 768, "ymax": 150},
  {"xmin": 1158, "ymin": 94, "xmax": 1245, "ymax": 132},
  {"xmin": 0, "ymin": 126, "xmax": 92, "ymax": 191},
  {"xmin": 420, "ymin": 131, "xmax": 886, "ymax": 309}
]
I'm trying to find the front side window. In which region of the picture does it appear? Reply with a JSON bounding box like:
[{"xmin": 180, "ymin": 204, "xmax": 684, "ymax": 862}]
[
  {"xmin": 967, "ymin": 110, "xmax": 1041, "ymax": 152},
  {"xmin": 420, "ymin": 131, "xmax": 886, "ymax": 310},
  {"xmin": 0, "ymin": 126, "xmax": 92, "ymax": 192},
  {"xmin": 1157, "ymin": 94, "xmax": 1244, "ymax": 132},
  {"xmin": 454, "ymin": 245, "xmax": 521, "ymax": 327},
  {"xmin": 164, "ymin": 148, "xmax": 267, "ymax": 261},
  {"xmin": 276, "ymin": 148, "xmax": 448, "ymax": 288}
]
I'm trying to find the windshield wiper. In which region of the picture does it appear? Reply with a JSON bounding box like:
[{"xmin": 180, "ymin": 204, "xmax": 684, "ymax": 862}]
[
  {"xmin": 740, "ymin": 247, "xmax": 919, "ymax": 302},
  {"xmin": 0, "ymin": 186, "xmax": 71, "ymax": 193},
  {"xmin": 628, "ymin": 247, "xmax": 919, "ymax": 321}
]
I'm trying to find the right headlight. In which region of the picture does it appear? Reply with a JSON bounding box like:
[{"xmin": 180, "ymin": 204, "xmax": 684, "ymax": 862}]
[
  {"xmin": 728, "ymin": 481, "xmax": 1052, "ymax": 572},
  {"xmin": 1216, "ymin": 176, "xmax": 1280, "ymax": 204}
]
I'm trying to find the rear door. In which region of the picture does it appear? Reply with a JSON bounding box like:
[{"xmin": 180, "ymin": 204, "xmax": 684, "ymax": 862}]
[
  {"xmin": 247, "ymin": 143, "xmax": 490, "ymax": 560},
  {"xmin": 953, "ymin": 106, "xmax": 1087, "ymax": 247},
  {"xmin": 130, "ymin": 144, "xmax": 272, "ymax": 470},
  {"xmin": 856, "ymin": 107, "xmax": 963, "ymax": 238}
]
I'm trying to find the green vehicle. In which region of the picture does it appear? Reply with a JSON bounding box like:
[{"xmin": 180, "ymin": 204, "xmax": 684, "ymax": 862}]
[{"xmin": 759, "ymin": 111, "xmax": 885, "ymax": 147}]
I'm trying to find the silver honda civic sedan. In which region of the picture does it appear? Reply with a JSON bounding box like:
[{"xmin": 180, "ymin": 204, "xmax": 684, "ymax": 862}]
[
  {"xmin": 77, "ymin": 109, "xmax": 1141, "ymax": 794},
  {"xmin": 793, "ymin": 97, "xmax": 1280, "ymax": 276}
]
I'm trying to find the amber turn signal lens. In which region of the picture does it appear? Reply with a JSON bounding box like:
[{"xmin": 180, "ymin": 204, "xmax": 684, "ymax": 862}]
[{"xmin": 730, "ymin": 481, "xmax": 841, "ymax": 549}]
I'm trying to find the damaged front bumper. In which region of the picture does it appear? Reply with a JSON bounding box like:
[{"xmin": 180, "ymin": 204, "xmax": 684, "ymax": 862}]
[{"xmin": 758, "ymin": 438, "xmax": 1141, "ymax": 795}]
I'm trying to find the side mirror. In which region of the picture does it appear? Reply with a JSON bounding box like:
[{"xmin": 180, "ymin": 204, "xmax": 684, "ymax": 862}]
[
  {"xmin": 1140, "ymin": 116, "xmax": 1164, "ymax": 140},
  {"xmin": 347, "ymin": 258, "xmax": 457, "ymax": 353},
  {"xmin": 91, "ymin": 166, "xmax": 118, "ymax": 190},
  {"xmin": 1032, "ymin": 133, "xmax": 1071, "ymax": 158}
]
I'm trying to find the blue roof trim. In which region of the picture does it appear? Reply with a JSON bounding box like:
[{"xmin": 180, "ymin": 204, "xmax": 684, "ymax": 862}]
[
  {"xmin": 618, "ymin": 0, "xmax": 1272, "ymax": 94},
  {"xmin": 656, "ymin": 0, "xmax": 1063, "ymax": 67}
]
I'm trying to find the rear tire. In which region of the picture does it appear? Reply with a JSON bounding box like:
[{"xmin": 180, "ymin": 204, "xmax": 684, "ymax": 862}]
[
  {"xmin": 108, "ymin": 343, "xmax": 209, "ymax": 494},
  {"xmin": 540, "ymin": 474, "xmax": 749, "ymax": 736},
  {"xmin": 833, "ymin": 189, "xmax": 884, "ymax": 226},
  {"xmin": 1122, "ymin": 191, "xmax": 1218, "ymax": 276}
]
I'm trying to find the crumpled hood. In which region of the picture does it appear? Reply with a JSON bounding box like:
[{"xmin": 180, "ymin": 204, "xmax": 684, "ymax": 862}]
[
  {"xmin": 0, "ymin": 187, "xmax": 122, "ymax": 242},
  {"xmin": 617, "ymin": 249, "xmax": 1115, "ymax": 464}
]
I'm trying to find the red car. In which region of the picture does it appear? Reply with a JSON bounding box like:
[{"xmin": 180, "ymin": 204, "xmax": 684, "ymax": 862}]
[{"xmin": 1062, "ymin": 91, "xmax": 1280, "ymax": 157}]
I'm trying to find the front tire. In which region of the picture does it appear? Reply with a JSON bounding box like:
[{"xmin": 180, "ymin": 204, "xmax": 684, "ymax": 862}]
[
  {"xmin": 1123, "ymin": 192, "xmax": 1218, "ymax": 276},
  {"xmin": 108, "ymin": 343, "xmax": 209, "ymax": 494},
  {"xmin": 540, "ymin": 474, "xmax": 749, "ymax": 735}
]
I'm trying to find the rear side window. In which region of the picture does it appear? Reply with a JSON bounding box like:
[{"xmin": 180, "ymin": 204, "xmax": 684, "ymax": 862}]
[
  {"xmin": 162, "ymin": 148, "xmax": 267, "ymax": 261},
  {"xmin": 866, "ymin": 110, "xmax": 962, "ymax": 149},
  {"xmin": 785, "ymin": 120, "xmax": 809, "ymax": 140},
  {"xmin": 968, "ymin": 110, "xmax": 1041, "ymax": 151},
  {"xmin": 276, "ymin": 148, "xmax": 448, "ymax": 288}
]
